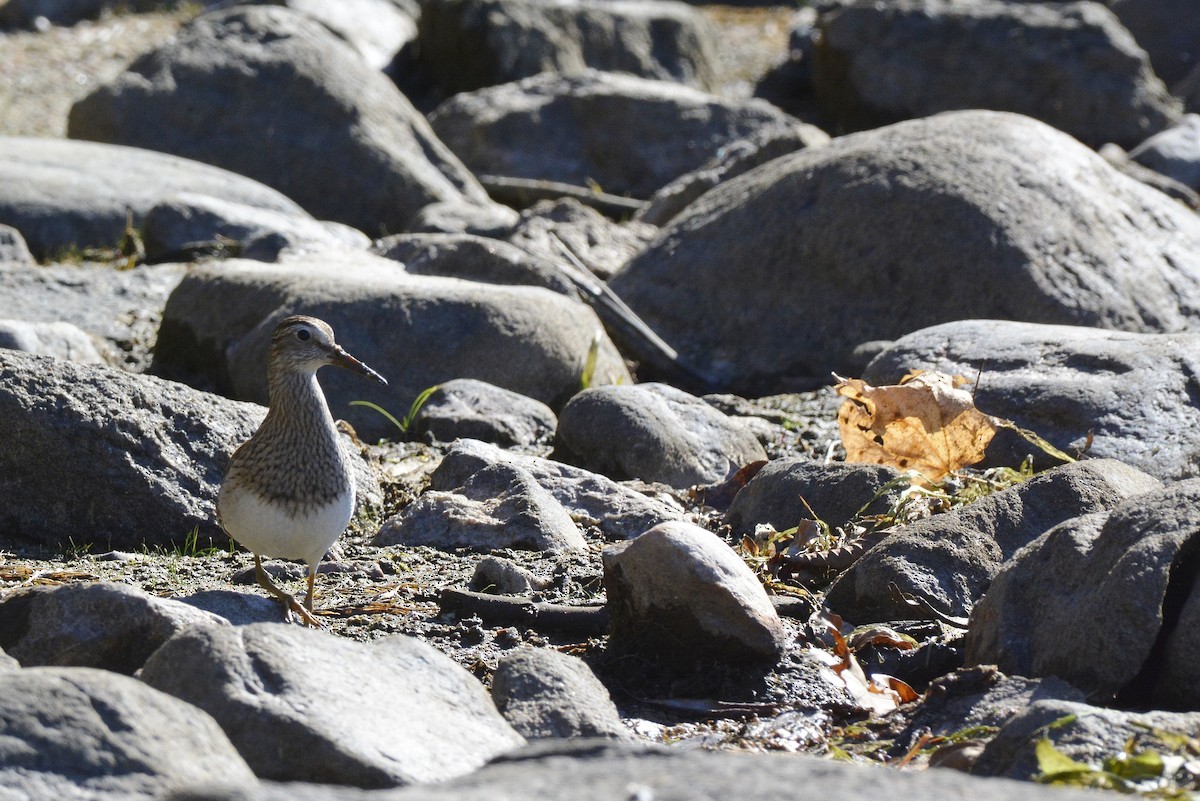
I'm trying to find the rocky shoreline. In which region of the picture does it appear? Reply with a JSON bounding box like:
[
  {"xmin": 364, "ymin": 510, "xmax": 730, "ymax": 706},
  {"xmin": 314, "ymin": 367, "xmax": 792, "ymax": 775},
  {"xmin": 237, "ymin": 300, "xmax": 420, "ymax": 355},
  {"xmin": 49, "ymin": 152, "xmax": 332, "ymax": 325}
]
[{"xmin": 3, "ymin": 0, "xmax": 1200, "ymax": 799}]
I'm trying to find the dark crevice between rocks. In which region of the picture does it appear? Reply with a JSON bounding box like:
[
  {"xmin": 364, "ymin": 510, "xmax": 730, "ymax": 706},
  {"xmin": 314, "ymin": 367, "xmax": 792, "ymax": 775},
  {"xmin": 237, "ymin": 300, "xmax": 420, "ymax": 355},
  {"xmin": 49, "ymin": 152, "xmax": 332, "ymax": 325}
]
[
  {"xmin": 0, "ymin": 590, "xmax": 33, "ymax": 659},
  {"xmin": 1114, "ymin": 531, "xmax": 1200, "ymax": 710}
]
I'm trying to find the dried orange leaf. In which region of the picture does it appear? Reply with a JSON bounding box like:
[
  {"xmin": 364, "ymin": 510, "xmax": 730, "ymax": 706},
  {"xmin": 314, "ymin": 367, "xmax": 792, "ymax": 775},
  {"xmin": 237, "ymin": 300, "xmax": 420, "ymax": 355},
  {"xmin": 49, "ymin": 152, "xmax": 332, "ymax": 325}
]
[{"xmin": 835, "ymin": 371, "xmax": 998, "ymax": 482}]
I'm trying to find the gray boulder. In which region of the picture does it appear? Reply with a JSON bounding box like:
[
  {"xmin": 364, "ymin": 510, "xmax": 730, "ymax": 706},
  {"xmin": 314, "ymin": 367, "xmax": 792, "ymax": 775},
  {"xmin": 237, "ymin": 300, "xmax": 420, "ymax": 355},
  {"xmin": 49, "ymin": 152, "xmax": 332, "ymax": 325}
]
[
  {"xmin": 0, "ymin": 582, "xmax": 226, "ymax": 674},
  {"xmin": 215, "ymin": 0, "xmax": 418, "ymax": 71},
  {"xmin": 492, "ymin": 648, "xmax": 632, "ymax": 740},
  {"xmin": 0, "ymin": 319, "xmax": 104, "ymax": 363},
  {"xmin": 888, "ymin": 666, "xmax": 1087, "ymax": 755},
  {"xmin": 140, "ymin": 624, "xmax": 524, "ymax": 787},
  {"xmin": 974, "ymin": 699, "xmax": 1200, "ymax": 781},
  {"xmin": 0, "ymin": 137, "xmax": 305, "ymax": 260},
  {"xmin": 556, "ymin": 383, "xmax": 767, "ymax": 488},
  {"xmin": 610, "ymin": 110, "xmax": 1200, "ymax": 394},
  {"xmin": 0, "ymin": 262, "xmax": 184, "ymax": 372},
  {"xmin": 865, "ymin": 320, "xmax": 1200, "ymax": 481},
  {"xmin": 811, "ymin": 0, "xmax": 1180, "ymax": 148},
  {"xmin": 0, "ymin": 647, "xmax": 16, "ymax": 671},
  {"xmin": 602, "ymin": 520, "xmax": 788, "ymax": 666},
  {"xmin": 429, "ymin": 70, "xmax": 800, "ymax": 199},
  {"xmin": 825, "ymin": 459, "xmax": 1161, "ymax": 623},
  {"xmin": 724, "ymin": 459, "xmax": 901, "ymax": 536},
  {"xmin": 68, "ymin": 6, "xmax": 495, "ymax": 236},
  {"xmin": 0, "ymin": 224, "xmax": 34, "ymax": 265},
  {"xmin": 507, "ymin": 198, "xmax": 657, "ymax": 282},
  {"xmin": 373, "ymin": 232, "xmax": 577, "ymax": 296},
  {"xmin": 409, "ymin": 378, "xmax": 557, "ymax": 449},
  {"xmin": 416, "ymin": 0, "xmax": 719, "ymax": 96},
  {"xmin": 637, "ymin": 123, "xmax": 830, "ymax": 227},
  {"xmin": 966, "ymin": 480, "xmax": 1200, "ymax": 704},
  {"xmin": 0, "ymin": 666, "xmax": 255, "ymax": 801},
  {"xmin": 150, "ymin": 250, "xmax": 631, "ymax": 442},
  {"xmin": 0, "ymin": 351, "xmax": 259, "ymax": 551},
  {"xmin": 142, "ymin": 193, "xmax": 371, "ymax": 263},
  {"xmin": 374, "ymin": 460, "xmax": 589, "ymax": 553},
  {"xmin": 428, "ymin": 439, "xmax": 682, "ymax": 541},
  {"xmin": 159, "ymin": 739, "xmax": 1112, "ymax": 801},
  {"xmin": 1110, "ymin": 0, "xmax": 1200, "ymax": 87},
  {"xmin": 1129, "ymin": 113, "xmax": 1200, "ymax": 191}
]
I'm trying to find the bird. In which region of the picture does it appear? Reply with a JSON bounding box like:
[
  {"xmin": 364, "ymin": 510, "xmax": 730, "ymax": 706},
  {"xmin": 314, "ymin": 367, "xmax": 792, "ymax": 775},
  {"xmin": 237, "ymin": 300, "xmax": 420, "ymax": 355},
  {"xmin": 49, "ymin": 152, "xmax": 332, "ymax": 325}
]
[{"xmin": 217, "ymin": 315, "xmax": 387, "ymax": 626}]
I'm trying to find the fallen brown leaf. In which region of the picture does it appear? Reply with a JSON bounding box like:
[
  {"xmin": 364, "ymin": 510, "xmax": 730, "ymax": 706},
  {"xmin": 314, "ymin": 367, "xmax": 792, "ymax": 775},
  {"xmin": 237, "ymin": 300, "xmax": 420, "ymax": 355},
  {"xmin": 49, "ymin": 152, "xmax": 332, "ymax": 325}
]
[{"xmin": 835, "ymin": 370, "xmax": 998, "ymax": 482}]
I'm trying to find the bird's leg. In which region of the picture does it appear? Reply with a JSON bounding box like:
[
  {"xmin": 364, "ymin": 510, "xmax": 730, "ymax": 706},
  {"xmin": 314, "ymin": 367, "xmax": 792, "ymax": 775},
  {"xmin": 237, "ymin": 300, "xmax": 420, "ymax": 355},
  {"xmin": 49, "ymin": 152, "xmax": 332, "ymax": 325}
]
[
  {"xmin": 304, "ymin": 567, "xmax": 316, "ymax": 612},
  {"xmin": 255, "ymin": 554, "xmax": 321, "ymax": 628}
]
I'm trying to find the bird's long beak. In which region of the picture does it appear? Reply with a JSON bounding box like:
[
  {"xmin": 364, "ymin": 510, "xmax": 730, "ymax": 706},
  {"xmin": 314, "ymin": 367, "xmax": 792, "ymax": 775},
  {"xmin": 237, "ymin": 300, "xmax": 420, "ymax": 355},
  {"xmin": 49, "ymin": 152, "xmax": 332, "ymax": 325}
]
[{"xmin": 330, "ymin": 346, "xmax": 387, "ymax": 386}]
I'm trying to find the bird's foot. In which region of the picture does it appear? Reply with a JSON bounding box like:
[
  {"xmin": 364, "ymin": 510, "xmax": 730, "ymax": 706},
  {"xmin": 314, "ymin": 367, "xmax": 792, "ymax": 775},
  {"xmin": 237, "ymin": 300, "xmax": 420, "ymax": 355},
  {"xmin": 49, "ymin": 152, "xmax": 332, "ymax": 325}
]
[{"xmin": 255, "ymin": 555, "xmax": 323, "ymax": 628}]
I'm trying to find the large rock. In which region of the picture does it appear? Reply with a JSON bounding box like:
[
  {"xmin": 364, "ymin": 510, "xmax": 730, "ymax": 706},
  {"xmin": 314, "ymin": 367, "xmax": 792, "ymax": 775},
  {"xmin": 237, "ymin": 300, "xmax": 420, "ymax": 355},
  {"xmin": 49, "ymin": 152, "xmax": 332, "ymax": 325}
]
[
  {"xmin": 0, "ymin": 319, "xmax": 105, "ymax": 364},
  {"xmin": 602, "ymin": 520, "xmax": 788, "ymax": 666},
  {"xmin": 1128, "ymin": 113, "xmax": 1200, "ymax": 191},
  {"xmin": 974, "ymin": 699, "xmax": 1200, "ymax": 781},
  {"xmin": 610, "ymin": 110, "xmax": 1200, "ymax": 394},
  {"xmin": 966, "ymin": 480, "xmax": 1200, "ymax": 705},
  {"xmin": 374, "ymin": 460, "xmax": 589, "ymax": 553},
  {"xmin": 0, "ymin": 137, "xmax": 306, "ymax": 260},
  {"xmin": 0, "ymin": 667, "xmax": 255, "ymax": 801},
  {"xmin": 811, "ymin": 0, "xmax": 1180, "ymax": 148},
  {"xmin": 865, "ymin": 320, "xmax": 1200, "ymax": 481},
  {"xmin": 556, "ymin": 383, "xmax": 767, "ymax": 488},
  {"xmin": 506, "ymin": 198, "xmax": 657, "ymax": 281},
  {"xmin": 0, "ymin": 224, "xmax": 33, "ymax": 265},
  {"xmin": 166, "ymin": 739, "xmax": 1115, "ymax": 801},
  {"xmin": 492, "ymin": 647, "xmax": 631, "ymax": 740},
  {"xmin": 0, "ymin": 262, "xmax": 184, "ymax": 372},
  {"xmin": 150, "ymin": 250, "xmax": 631, "ymax": 442},
  {"xmin": 408, "ymin": 378, "xmax": 557, "ymax": 449},
  {"xmin": 68, "ymin": 6, "xmax": 495, "ymax": 236},
  {"xmin": 825, "ymin": 460, "xmax": 1162, "ymax": 623},
  {"xmin": 0, "ymin": 350, "xmax": 260, "ymax": 551},
  {"xmin": 416, "ymin": 0, "xmax": 719, "ymax": 95},
  {"xmin": 0, "ymin": 582, "xmax": 225, "ymax": 675},
  {"xmin": 1110, "ymin": 0, "xmax": 1200, "ymax": 87},
  {"xmin": 429, "ymin": 70, "xmax": 800, "ymax": 199},
  {"xmin": 426, "ymin": 439, "xmax": 682, "ymax": 541},
  {"xmin": 139, "ymin": 623, "xmax": 524, "ymax": 787},
  {"xmin": 724, "ymin": 459, "xmax": 901, "ymax": 536},
  {"xmin": 372, "ymin": 232, "xmax": 577, "ymax": 296}
]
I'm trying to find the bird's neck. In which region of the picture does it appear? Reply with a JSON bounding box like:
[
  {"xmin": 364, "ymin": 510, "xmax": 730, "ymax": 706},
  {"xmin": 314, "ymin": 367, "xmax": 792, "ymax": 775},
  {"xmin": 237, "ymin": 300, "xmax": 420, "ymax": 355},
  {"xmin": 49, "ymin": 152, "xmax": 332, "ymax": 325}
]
[{"xmin": 264, "ymin": 369, "xmax": 338, "ymax": 437}]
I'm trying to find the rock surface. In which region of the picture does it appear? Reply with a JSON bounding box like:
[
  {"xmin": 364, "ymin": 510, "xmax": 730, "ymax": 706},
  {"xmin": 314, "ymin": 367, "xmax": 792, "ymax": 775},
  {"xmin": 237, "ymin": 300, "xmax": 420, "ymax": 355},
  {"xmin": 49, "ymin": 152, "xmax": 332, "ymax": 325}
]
[
  {"xmin": 556, "ymin": 383, "xmax": 767, "ymax": 489},
  {"xmin": 416, "ymin": 0, "xmax": 719, "ymax": 96},
  {"xmin": 0, "ymin": 319, "xmax": 104, "ymax": 363},
  {"xmin": 0, "ymin": 666, "xmax": 255, "ymax": 801},
  {"xmin": 811, "ymin": 0, "xmax": 1180, "ymax": 147},
  {"xmin": 427, "ymin": 439, "xmax": 682, "ymax": 541},
  {"xmin": 0, "ymin": 581, "xmax": 225, "ymax": 674},
  {"xmin": 409, "ymin": 378, "xmax": 557, "ymax": 449},
  {"xmin": 612, "ymin": 110, "xmax": 1200, "ymax": 394},
  {"xmin": 151, "ymin": 251, "xmax": 631, "ymax": 442},
  {"xmin": 1129, "ymin": 113, "xmax": 1200, "ymax": 191},
  {"xmin": 602, "ymin": 520, "xmax": 788, "ymax": 666},
  {"xmin": 0, "ymin": 350, "xmax": 261, "ymax": 550},
  {"xmin": 374, "ymin": 460, "xmax": 589, "ymax": 553},
  {"xmin": 68, "ymin": 6, "xmax": 494, "ymax": 235},
  {"xmin": 139, "ymin": 623, "xmax": 525, "ymax": 787},
  {"xmin": 429, "ymin": 70, "xmax": 799, "ymax": 199},
  {"xmin": 825, "ymin": 459, "xmax": 1162, "ymax": 623},
  {"xmin": 492, "ymin": 647, "xmax": 631, "ymax": 741},
  {"xmin": 865, "ymin": 320, "xmax": 1200, "ymax": 481},
  {"xmin": 725, "ymin": 459, "xmax": 900, "ymax": 535},
  {"xmin": 966, "ymin": 479, "xmax": 1200, "ymax": 704},
  {"xmin": 0, "ymin": 137, "xmax": 305, "ymax": 260}
]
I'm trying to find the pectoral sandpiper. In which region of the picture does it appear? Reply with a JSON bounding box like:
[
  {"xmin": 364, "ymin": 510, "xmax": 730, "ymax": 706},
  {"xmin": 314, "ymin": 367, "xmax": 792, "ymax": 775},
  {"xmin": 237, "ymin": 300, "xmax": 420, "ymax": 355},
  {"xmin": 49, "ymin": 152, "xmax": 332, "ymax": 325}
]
[{"xmin": 217, "ymin": 315, "xmax": 386, "ymax": 626}]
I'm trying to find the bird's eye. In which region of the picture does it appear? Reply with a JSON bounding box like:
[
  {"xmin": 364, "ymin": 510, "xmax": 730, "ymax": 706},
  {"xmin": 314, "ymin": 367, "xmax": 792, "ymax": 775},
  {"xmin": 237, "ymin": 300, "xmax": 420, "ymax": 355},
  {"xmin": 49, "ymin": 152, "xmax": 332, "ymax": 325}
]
[{"xmin": 296, "ymin": 329, "xmax": 311, "ymax": 342}]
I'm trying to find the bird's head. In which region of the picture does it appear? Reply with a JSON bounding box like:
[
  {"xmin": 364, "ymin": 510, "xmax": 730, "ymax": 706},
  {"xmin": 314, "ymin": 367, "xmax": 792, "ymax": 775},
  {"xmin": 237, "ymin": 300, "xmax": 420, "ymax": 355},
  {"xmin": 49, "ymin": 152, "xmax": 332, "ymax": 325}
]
[{"xmin": 269, "ymin": 315, "xmax": 387, "ymax": 385}]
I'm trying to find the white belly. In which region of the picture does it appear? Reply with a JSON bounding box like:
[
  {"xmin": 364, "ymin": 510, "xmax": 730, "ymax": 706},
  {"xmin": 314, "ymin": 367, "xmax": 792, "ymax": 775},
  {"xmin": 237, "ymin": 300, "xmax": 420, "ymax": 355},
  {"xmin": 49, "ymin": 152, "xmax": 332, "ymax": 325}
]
[{"xmin": 218, "ymin": 484, "xmax": 355, "ymax": 570}]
